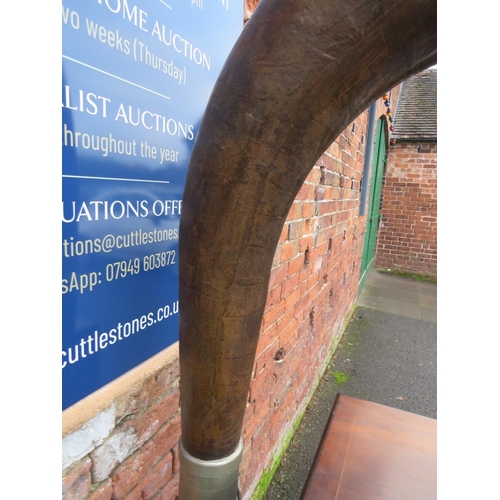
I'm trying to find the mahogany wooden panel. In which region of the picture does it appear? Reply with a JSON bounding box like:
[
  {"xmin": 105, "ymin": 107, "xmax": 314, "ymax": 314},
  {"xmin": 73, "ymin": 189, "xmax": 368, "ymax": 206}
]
[{"xmin": 300, "ymin": 395, "xmax": 436, "ymax": 500}]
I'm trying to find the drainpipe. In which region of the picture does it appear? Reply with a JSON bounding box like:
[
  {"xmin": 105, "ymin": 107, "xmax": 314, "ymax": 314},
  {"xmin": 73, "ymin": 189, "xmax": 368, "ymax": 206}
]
[
  {"xmin": 177, "ymin": 0, "xmax": 436, "ymax": 498},
  {"xmin": 359, "ymin": 101, "xmax": 377, "ymax": 216}
]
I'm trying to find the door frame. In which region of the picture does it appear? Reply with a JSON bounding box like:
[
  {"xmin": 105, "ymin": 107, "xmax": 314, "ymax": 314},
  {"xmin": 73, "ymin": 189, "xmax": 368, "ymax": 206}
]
[{"xmin": 358, "ymin": 117, "xmax": 388, "ymax": 292}]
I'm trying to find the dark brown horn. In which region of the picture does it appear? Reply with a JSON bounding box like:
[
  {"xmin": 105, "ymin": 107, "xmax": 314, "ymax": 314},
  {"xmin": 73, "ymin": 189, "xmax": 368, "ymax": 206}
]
[{"xmin": 179, "ymin": 0, "xmax": 436, "ymax": 473}]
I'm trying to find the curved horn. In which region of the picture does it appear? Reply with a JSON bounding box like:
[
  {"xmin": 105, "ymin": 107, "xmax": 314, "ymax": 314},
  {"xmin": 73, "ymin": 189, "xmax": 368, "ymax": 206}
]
[{"xmin": 178, "ymin": 0, "xmax": 436, "ymax": 494}]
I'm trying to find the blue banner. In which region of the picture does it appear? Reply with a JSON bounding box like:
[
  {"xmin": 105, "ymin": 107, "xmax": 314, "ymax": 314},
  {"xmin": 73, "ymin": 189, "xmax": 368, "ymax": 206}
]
[{"xmin": 62, "ymin": 0, "xmax": 243, "ymax": 410}]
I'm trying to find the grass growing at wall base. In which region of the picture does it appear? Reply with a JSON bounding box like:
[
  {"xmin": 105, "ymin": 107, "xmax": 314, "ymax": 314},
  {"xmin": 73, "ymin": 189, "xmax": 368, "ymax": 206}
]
[
  {"xmin": 330, "ymin": 371, "xmax": 351, "ymax": 385},
  {"xmin": 251, "ymin": 305, "xmax": 356, "ymax": 500},
  {"xmin": 251, "ymin": 409, "xmax": 307, "ymax": 500},
  {"xmin": 376, "ymin": 268, "xmax": 437, "ymax": 283}
]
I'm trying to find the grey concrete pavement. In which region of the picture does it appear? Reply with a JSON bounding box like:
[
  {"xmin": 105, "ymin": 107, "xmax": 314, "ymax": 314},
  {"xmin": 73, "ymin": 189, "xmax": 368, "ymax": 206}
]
[
  {"xmin": 357, "ymin": 269, "xmax": 437, "ymax": 323},
  {"xmin": 263, "ymin": 269, "xmax": 437, "ymax": 500}
]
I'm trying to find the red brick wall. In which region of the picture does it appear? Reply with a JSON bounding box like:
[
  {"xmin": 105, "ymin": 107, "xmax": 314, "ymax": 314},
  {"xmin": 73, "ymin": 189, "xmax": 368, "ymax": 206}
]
[
  {"xmin": 63, "ymin": 360, "xmax": 181, "ymax": 500},
  {"xmin": 375, "ymin": 141, "xmax": 437, "ymax": 277}
]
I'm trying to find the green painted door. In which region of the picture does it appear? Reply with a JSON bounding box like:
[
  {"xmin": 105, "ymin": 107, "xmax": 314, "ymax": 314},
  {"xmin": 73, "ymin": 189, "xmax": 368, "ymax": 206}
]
[{"xmin": 359, "ymin": 119, "xmax": 386, "ymax": 290}]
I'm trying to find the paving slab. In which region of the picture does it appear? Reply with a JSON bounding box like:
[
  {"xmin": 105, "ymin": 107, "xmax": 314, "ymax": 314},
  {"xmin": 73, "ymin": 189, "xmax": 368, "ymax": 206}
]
[
  {"xmin": 421, "ymin": 306, "xmax": 437, "ymax": 323},
  {"xmin": 363, "ymin": 282, "xmax": 419, "ymax": 303}
]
